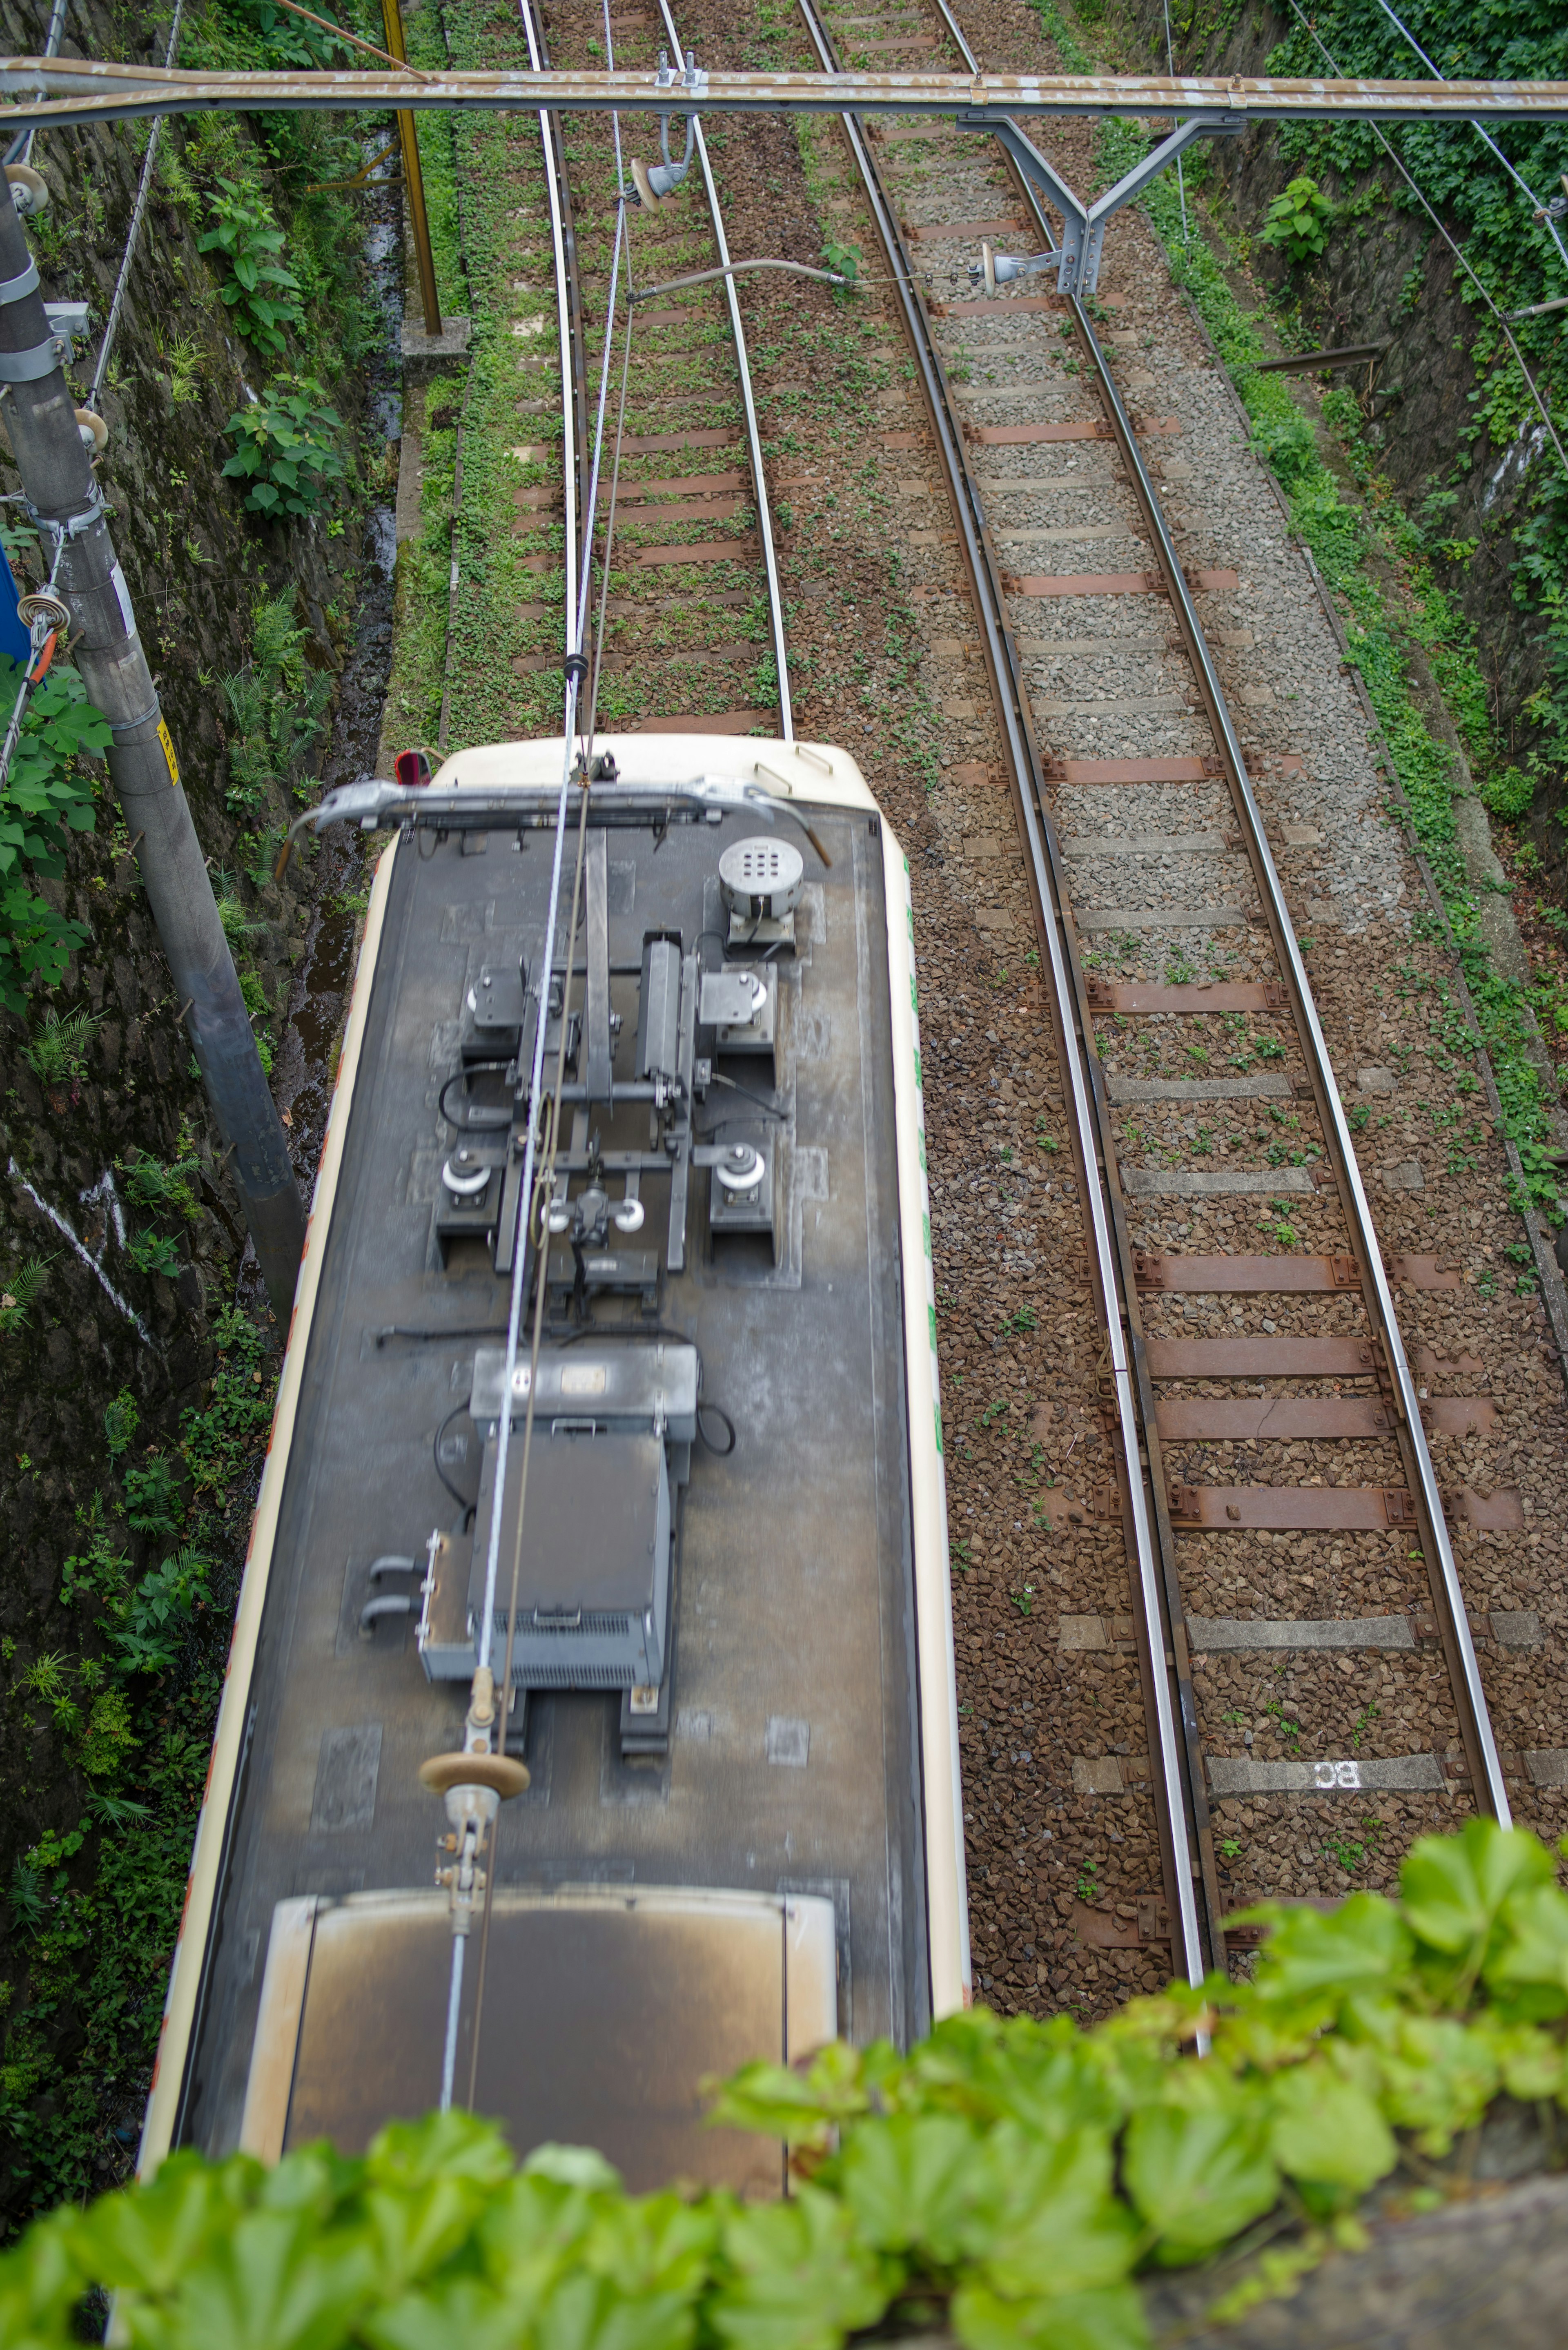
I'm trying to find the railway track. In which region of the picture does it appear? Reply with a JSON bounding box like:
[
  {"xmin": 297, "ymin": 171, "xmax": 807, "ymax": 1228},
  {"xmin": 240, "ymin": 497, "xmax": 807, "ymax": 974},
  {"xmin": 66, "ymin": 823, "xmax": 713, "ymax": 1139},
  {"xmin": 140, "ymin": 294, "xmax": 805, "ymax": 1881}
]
[
  {"xmin": 439, "ymin": 0, "xmax": 1564, "ymax": 2020},
  {"xmin": 784, "ymin": 0, "xmax": 1550, "ymax": 1993},
  {"xmin": 510, "ymin": 0, "xmax": 790, "ymax": 741}
]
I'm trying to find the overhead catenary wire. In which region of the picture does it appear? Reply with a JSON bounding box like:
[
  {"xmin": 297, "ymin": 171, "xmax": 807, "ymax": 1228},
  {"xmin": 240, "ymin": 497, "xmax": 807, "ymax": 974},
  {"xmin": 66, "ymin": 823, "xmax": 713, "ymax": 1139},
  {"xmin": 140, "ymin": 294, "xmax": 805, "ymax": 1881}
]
[
  {"xmin": 1285, "ymin": 0, "xmax": 1568, "ymax": 487},
  {"xmin": 441, "ymin": 0, "xmax": 635, "ymax": 2114}
]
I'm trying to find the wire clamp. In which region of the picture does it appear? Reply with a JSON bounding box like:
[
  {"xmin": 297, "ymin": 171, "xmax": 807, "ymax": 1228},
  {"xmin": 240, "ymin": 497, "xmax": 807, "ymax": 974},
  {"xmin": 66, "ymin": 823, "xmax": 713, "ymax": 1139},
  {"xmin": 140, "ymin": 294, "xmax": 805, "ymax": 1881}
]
[
  {"xmin": 563, "ymin": 650, "xmax": 589, "ymax": 685},
  {"xmin": 25, "ymin": 479, "xmax": 108, "ymax": 542}
]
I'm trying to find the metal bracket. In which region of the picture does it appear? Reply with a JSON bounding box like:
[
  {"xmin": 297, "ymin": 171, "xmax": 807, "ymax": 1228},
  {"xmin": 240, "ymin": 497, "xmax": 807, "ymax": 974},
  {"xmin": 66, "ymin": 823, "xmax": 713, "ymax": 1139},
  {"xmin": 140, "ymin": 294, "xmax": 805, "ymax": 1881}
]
[
  {"xmin": 957, "ymin": 111, "xmax": 1245, "ymax": 294},
  {"xmin": 25, "ymin": 478, "xmax": 108, "ymax": 542},
  {"xmin": 0, "ymin": 259, "xmax": 38, "ymax": 304}
]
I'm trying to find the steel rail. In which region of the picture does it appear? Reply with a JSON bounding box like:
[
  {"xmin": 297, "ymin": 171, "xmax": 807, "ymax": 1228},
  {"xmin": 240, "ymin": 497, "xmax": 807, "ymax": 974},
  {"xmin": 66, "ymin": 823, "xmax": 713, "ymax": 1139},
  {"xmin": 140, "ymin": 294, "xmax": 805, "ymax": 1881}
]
[
  {"xmin": 4, "ymin": 60, "xmax": 1568, "ymax": 128},
  {"xmin": 650, "ymin": 0, "xmax": 793, "ymax": 741},
  {"xmin": 932, "ymin": 0, "xmax": 1232, "ymax": 1978},
  {"xmin": 794, "ymin": 0, "xmax": 1211, "ymax": 1992},
  {"xmin": 519, "ymin": 0, "xmax": 584, "ymax": 661},
  {"xmin": 1065, "ymin": 300, "xmax": 1511, "ymax": 1824}
]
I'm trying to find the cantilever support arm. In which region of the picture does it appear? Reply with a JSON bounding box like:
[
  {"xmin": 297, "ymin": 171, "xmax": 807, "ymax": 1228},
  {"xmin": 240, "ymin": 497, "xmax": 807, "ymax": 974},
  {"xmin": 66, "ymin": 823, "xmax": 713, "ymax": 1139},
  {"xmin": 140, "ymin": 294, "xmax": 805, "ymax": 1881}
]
[{"xmin": 957, "ymin": 109, "xmax": 1244, "ymax": 291}]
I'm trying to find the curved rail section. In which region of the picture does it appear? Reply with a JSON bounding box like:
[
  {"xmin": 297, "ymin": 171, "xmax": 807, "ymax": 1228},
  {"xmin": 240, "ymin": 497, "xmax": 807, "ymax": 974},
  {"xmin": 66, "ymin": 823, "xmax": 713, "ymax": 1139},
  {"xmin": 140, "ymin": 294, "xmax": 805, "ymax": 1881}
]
[{"xmin": 798, "ymin": 0, "xmax": 1513, "ymax": 1982}]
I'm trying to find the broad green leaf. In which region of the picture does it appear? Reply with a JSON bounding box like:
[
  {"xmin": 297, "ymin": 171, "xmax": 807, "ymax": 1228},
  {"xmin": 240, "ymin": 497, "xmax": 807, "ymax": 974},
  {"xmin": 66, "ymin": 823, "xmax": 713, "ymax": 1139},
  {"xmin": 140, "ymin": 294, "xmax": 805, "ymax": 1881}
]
[
  {"xmin": 970, "ymin": 2127, "xmax": 1137, "ymax": 2297},
  {"xmin": 74, "ymin": 2149, "xmax": 261, "ymax": 2295},
  {"xmin": 1483, "ymin": 1879, "xmax": 1568, "ymax": 1999},
  {"xmin": 523, "ymin": 2145, "xmax": 622, "ymax": 2193},
  {"xmin": 1121, "ymin": 2100, "xmax": 1278, "ymax": 2262},
  {"xmin": 1471, "ymin": 2013, "xmax": 1566, "ymax": 2104},
  {"xmin": 1372, "ymin": 2014, "xmax": 1499, "ymax": 2153},
  {"xmin": 837, "ymin": 2112, "xmax": 981, "ymax": 2260},
  {"xmin": 710, "ymin": 2186, "xmax": 891, "ymax": 2350},
  {"xmin": 534, "ymin": 2270, "xmax": 696, "ymax": 2350},
  {"xmin": 369, "ymin": 2108, "xmax": 517, "ymax": 2194},
  {"xmin": 951, "ymin": 2279, "xmax": 1149, "ymax": 2350},
  {"xmin": 363, "ymin": 2274, "xmax": 525, "ymax": 2350},
  {"xmin": 1267, "ymin": 2062, "xmax": 1396, "ymax": 2197},
  {"xmin": 707, "ymin": 2044, "xmax": 869, "ymax": 2144},
  {"xmin": 1247, "ymin": 1893, "xmax": 1412, "ymax": 2014},
  {"xmin": 163, "ymin": 2210, "xmax": 375, "ymax": 2350},
  {"xmin": 1399, "ymin": 1819, "xmax": 1554, "ymax": 1963}
]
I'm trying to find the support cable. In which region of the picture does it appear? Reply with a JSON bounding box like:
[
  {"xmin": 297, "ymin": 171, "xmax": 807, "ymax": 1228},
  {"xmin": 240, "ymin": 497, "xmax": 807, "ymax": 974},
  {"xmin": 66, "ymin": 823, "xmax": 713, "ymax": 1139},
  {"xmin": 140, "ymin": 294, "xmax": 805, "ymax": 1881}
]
[
  {"xmin": 88, "ymin": 0, "xmax": 187, "ymax": 411},
  {"xmin": 1285, "ymin": 0, "xmax": 1568, "ymax": 484}
]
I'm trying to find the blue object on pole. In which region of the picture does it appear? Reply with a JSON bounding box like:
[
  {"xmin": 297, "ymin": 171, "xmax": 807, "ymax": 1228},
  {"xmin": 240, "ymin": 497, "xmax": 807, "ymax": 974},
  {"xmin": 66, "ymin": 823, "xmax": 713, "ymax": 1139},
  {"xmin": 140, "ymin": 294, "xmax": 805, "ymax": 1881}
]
[{"xmin": 0, "ymin": 542, "xmax": 32, "ymax": 669}]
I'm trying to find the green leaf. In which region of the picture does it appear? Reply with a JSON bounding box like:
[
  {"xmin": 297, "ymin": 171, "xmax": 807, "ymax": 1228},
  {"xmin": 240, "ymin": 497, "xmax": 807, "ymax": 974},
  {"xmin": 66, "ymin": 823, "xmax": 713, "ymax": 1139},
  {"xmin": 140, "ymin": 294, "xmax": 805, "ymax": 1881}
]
[
  {"xmin": 837, "ymin": 2112, "xmax": 981, "ymax": 2260},
  {"xmin": 1400, "ymin": 1819, "xmax": 1554, "ymax": 1972},
  {"xmin": 970, "ymin": 2126, "xmax": 1138, "ymax": 2297},
  {"xmin": 1245, "ymin": 1891, "xmax": 1412, "ymax": 2013},
  {"xmin": 158, "ymin": 2209, "xmax": 375, "ymax": 2350},
  {"xmin": 710, "ymin": 2187, "xmax": 891, "ymax": 2350},
  {"xmin": 363, "ymin": 2274, "xmax": 524, "ymax": 2350},
  {"xmin": 72, "ymin": 2149, "xmax": 261, "ymax": 2295},
  {"xmin": 1121, "ymin": 2097, "xmax": 1278, "ymax": 2263},
  {"xmin": 1483, "ymin": 1880, "xmax": 1568, "ymax": 2003},
  {"xmin": 951, "ymin": 2280, "xmax": 1149, "ymax": 2350},
  {"xmin": 1372, "ymin": 2014, "xmax": 1500, "ymax": 2154},
  {"xmin": 1267, "ymin": 2061, "xmax": 1397, "ymax": 2198}
]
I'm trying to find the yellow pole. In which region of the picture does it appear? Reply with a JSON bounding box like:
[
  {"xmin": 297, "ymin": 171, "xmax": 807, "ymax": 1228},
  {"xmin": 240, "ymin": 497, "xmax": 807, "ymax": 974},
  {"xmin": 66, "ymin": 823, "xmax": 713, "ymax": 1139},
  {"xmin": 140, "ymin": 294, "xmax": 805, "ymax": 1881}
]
[{"xmin": 380, "ymin": 0, "xmax": 443, "ymax": 337}]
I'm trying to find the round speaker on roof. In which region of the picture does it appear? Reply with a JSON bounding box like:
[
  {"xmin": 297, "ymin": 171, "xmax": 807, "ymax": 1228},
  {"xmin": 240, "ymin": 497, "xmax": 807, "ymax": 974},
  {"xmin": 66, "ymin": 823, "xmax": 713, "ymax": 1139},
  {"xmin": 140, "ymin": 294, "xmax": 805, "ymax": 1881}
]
[{"xmin": 717, "ymin": 835, "xmax": 804, "ymax": 924}]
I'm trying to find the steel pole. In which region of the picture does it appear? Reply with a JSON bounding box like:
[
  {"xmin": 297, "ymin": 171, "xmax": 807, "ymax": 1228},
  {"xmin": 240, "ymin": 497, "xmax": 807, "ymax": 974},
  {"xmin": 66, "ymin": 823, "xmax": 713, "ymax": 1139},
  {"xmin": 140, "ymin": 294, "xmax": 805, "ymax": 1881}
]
[
  {"xmin": 380, "ymin": 0, "xmax": 443, "ymax": 336},
  {"xmin": 0, "ymin": 186, "xmax": 306, "ymax": 1318}
]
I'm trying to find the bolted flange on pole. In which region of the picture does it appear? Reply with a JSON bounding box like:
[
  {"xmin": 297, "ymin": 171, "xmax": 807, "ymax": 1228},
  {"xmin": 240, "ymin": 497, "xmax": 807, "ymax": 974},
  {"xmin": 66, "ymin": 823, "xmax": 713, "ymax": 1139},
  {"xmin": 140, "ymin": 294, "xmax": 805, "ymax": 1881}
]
[{"xmin": 0, "ymin": 174, "xmax": 307, "ymax": 1321}]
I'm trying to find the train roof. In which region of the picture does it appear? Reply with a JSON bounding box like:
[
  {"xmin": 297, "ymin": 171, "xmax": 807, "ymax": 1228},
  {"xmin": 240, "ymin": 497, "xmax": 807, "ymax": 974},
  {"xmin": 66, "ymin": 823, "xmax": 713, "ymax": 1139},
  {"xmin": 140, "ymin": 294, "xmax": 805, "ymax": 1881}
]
[{"xmin": 154, "ymin": 736, "xmax": 962, "ymax": 2191}]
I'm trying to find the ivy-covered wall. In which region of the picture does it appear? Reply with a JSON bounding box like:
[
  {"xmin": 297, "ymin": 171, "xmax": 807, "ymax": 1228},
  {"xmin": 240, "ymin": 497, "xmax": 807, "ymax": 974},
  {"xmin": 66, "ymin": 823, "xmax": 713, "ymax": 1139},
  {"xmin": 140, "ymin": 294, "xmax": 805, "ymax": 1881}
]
[
  {"xmin": 0, "ymin": 0, "xmax": 391, "ymax": 2237},
  {"xmin": 1079, "ymin": 0, "xmax": 1568, "ymax": 881}
]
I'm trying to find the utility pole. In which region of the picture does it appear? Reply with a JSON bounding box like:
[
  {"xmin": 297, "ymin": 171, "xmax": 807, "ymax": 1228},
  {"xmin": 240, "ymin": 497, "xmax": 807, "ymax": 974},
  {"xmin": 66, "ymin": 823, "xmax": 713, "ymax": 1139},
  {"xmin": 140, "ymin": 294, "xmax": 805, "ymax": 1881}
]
[
  {"xmin": 0, "ymin": 173, "xmax": 307, "ymax": 1320},
  {"xmin": 380, "ymin": 0, "xmax": 443, "ymax": 337}
]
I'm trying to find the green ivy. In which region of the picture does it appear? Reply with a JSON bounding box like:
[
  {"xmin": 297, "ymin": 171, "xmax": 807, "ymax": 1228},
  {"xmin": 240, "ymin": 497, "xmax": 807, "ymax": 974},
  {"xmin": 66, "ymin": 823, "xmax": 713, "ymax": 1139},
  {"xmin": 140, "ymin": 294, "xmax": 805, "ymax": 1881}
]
[
  {"xmin": 0, "ymin": 660, "xmax": 111, "ymax": 1012},
  {"xmin": 5, "ymin": 1820, "xmax": 1568, "ymax": 2346},
  {"xmin": 1258, "ymin": 174, "xmax": 1336, "ymax": 265},
  {"xmin": 1256, "ymin": 0, "xmax": 1568, "ymax": 790}
]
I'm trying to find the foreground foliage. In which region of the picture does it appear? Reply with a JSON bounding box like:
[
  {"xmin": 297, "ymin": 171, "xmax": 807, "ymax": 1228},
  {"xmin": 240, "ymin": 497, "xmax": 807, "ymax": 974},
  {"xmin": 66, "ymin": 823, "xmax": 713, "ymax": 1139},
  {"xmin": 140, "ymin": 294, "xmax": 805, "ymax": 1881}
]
[{"xmin": 5, "ymin": 1823, "xmax": 1568, "ymax": 2348}]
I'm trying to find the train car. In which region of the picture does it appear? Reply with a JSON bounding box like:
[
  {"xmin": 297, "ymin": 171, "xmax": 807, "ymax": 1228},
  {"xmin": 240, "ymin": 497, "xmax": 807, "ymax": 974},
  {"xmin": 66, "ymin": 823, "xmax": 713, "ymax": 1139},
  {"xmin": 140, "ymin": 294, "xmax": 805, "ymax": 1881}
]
[{"xmin": 138, "ymin": 734, "xmax": 969, "ymax": 2192}]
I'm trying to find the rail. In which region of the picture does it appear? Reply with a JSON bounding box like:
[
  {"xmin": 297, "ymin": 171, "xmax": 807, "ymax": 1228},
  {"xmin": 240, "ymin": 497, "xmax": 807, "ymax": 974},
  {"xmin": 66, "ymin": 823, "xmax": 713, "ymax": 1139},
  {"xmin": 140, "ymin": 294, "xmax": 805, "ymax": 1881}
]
[
  {"xmin": 802, "ymin": 0, "xmax": 1516, "ymax": 1981},
  {"xmin": 653, "ymin": 0, "xmax": 793, "ymax": 742},
  {"xmin": 793, "ymin": 0, "xmax": 1213, "ymax": 1987}
]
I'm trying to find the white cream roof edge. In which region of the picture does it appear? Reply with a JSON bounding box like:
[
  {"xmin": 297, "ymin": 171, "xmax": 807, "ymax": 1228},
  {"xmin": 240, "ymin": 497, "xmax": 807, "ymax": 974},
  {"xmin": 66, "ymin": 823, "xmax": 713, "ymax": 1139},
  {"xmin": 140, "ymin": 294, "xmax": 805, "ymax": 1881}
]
[{"xmin": 430, "ymin": 734, "xmax": 878, "ymax": 813}]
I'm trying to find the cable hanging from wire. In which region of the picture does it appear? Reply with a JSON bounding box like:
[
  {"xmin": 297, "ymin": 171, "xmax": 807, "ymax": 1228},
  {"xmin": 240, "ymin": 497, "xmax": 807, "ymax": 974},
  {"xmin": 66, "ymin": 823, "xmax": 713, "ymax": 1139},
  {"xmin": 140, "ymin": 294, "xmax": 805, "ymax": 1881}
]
[{"xmin": 1284, "ymin": 0, "xmax": 1568, "ymax": 487}]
